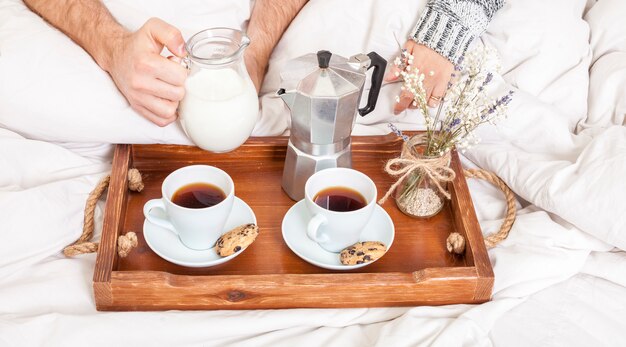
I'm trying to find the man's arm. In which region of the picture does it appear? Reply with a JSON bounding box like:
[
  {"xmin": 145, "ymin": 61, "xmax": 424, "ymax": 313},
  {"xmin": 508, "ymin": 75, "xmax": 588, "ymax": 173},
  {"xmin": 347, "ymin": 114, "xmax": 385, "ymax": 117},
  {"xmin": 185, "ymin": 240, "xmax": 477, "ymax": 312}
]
[
  {"xmin": 23, "ymin": 0, "xmax": 188, "ymax": 126},
  {"xmin": 245, "ymin": 0, "xmax": 308, "ymax": 92},
  {"xmin": 23, "ymin": 0, "xmax": 126, "ymax": 72}
]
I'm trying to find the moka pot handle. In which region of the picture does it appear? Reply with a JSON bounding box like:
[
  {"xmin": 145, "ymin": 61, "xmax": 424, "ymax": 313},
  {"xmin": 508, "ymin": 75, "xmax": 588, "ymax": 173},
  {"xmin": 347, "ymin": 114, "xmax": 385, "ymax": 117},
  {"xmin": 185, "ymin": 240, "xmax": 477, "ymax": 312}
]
[{"xmin": 358, "ymin": 52, "xmax": 387, "ymax": 117}]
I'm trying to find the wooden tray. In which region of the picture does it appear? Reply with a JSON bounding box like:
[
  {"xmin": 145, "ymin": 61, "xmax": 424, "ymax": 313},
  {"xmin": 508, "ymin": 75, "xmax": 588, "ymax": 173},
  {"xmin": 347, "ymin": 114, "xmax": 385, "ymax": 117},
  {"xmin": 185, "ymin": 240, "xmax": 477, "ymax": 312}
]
[{"xmin": 94, "ymin": 135, "xmax": 493, "ymax": 311}]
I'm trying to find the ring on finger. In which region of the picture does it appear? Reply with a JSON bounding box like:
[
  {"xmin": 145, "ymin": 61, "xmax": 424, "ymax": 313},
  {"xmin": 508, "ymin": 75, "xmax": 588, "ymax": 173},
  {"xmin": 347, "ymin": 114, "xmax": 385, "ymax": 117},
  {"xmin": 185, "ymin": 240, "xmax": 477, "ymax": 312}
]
[{"xmin": 429, "ymin": 95, "xmax": 442, "ymax": 102}]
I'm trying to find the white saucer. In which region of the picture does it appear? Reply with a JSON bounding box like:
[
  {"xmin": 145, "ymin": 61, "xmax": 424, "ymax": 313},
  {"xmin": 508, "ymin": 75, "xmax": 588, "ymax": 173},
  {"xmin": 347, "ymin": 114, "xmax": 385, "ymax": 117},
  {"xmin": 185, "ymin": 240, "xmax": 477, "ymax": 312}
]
[
  {"xmin": 282, "ymin": 200, "xmax": 395, "ymax": 271},
  {"xmin": 143, "ymin": 197, "xmax": 257, "ymax": 268}
]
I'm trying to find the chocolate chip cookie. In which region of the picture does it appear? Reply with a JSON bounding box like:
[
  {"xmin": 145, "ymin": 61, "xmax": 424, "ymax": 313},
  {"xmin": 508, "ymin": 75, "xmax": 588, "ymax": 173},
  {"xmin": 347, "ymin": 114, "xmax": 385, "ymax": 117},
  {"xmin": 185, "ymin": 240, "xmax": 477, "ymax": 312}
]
[
  {"xmin": 216, "ymin": 223, "xmax": 259, "ymax": 257},
  {"xmin": 340, "ymin": 241, "xmax": 387, "ymax": 265}
]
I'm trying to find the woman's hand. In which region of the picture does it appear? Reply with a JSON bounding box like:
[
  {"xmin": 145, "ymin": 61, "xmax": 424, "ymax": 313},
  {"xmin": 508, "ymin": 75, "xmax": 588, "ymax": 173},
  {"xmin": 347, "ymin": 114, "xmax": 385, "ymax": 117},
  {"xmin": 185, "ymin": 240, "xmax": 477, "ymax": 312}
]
[{"xmin": 386, "ymin": 40, "xmax": 454, "ymax": 114}]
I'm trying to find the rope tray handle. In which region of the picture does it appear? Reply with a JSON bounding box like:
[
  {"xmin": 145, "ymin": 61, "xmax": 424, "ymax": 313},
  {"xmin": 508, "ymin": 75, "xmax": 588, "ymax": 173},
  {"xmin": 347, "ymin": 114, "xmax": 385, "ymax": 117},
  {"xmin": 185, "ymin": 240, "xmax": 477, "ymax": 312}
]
[
  {"xmin": 446, "ymin": 168, "xmax": 517, "ymax": 254},
  {"xmin": 63, "ymin": 169, "xmax": 143, "ymax": 258}
]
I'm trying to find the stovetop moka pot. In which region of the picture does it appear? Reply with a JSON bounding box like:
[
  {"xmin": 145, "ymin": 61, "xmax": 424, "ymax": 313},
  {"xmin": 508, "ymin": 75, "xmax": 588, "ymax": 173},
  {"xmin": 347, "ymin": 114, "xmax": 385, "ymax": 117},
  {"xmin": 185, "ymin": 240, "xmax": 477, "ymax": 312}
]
[{"xmin": 278, "ymin": 50, "xmax": 387, "ymax": 201}]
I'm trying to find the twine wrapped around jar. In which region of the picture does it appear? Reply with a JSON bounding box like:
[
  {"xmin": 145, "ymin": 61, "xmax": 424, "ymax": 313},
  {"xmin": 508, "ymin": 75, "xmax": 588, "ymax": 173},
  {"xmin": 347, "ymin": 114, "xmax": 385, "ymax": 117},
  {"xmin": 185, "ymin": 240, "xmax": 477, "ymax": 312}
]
[{"xmin": 378, "ymin": 135, "xmax": 456, "ymax": 217}]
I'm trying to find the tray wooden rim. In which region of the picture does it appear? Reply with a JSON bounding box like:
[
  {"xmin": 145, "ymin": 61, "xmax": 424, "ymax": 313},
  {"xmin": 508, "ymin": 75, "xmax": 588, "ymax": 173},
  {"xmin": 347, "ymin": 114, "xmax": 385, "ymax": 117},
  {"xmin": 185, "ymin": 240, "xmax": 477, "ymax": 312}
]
[{"xmin": 94, "ymin": 135, "xmax": 493, "ymax": 310}]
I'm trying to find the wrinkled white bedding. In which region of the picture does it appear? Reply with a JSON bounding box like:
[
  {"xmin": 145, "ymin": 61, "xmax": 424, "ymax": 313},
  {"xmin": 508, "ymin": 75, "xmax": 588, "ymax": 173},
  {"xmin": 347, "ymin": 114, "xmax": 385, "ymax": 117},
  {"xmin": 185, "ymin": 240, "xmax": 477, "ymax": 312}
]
[{"xmin": 2, "ymin": 0, "xmax": 626, "ymax": 346}]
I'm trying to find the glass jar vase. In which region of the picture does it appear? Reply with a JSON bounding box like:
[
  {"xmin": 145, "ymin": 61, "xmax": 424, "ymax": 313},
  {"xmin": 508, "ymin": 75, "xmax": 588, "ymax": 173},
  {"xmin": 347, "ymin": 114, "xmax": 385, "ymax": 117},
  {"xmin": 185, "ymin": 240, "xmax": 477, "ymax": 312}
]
[{"xmin": 393, "ymin": 140, "xmax": 451, "ymax": 218}]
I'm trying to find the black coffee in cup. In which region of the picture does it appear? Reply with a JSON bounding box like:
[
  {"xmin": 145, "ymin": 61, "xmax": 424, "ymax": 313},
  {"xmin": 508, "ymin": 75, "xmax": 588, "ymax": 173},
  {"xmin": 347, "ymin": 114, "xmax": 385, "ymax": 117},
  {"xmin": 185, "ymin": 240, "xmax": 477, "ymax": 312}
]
[
  {"xmin": 313, "ymin": 186, "xmax": 367, "ymax": 212},
  {"xmin": 172, "ymin": 183, "xmax": 225, "ymax": 209}
]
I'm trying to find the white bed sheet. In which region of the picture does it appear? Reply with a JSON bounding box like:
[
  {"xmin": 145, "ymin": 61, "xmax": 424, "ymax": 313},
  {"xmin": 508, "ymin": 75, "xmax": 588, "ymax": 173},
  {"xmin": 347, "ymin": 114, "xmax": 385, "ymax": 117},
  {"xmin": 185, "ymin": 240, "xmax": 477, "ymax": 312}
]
[{"xmin": 2, "ymin": 0, "xmax": 626, "ymax": 346}]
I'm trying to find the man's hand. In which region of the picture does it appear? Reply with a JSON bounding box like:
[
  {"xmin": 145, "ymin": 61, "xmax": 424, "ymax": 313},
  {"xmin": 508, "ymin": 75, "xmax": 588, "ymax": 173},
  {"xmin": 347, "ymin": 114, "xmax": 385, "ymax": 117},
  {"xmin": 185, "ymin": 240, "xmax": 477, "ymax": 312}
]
[
  {"xmin": 386, "ymin": 40, "xmax": 454, "ymax": 114},
  {"xmin": 104, "ymin": 18, "xmax": 188, "ymax": 127}
]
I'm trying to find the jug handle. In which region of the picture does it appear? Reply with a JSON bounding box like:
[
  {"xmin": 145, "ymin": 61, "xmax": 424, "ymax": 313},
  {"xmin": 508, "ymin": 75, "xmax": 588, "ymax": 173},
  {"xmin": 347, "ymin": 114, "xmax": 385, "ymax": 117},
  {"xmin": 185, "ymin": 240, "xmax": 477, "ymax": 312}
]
[
  {"xmin": 358, "ymin": 52, "xmax": 387, "ymax": 117},
  {"xmin": 180, "ymin": 56, "xmax": 191, "ymax": 71},
  {"xmin": 167, "ymin": 55, "xmax": 191, "ymax": 71}
]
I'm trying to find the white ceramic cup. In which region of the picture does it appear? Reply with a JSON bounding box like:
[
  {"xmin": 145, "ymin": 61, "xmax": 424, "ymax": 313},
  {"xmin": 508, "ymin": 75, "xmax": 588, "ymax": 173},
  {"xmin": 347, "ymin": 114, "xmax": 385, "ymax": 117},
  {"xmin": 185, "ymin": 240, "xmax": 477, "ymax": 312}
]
[
  {"xmin": 143, "ymin": 165, "xmax": 235, "ymax": 250},
  {"xmin": 305, "ymin": 168, "xmax": 377, "ymax": 253}
]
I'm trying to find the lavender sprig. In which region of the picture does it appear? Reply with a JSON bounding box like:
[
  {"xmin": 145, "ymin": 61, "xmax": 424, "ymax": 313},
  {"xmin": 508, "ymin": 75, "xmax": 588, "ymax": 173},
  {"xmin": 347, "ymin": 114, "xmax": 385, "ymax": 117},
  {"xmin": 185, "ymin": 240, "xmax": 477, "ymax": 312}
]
[
  {"xmin": 478, "ymin": 72, "xmax": 493, "ymax": 92},
  {"xmin": 388, "ymin": 123, "xmax": 409, "ymax": 142},
  {"xmin": 484, "ymin": 90, "xmax": 515, "ymax": 116}
]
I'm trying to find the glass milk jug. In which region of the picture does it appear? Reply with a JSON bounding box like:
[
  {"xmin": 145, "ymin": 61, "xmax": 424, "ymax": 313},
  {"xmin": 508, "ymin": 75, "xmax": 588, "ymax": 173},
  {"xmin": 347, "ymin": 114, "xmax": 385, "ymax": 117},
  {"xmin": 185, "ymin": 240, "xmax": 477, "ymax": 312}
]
[{"xmin": 178, "ymin": 28, "xmax": 259, "ymax": 153}]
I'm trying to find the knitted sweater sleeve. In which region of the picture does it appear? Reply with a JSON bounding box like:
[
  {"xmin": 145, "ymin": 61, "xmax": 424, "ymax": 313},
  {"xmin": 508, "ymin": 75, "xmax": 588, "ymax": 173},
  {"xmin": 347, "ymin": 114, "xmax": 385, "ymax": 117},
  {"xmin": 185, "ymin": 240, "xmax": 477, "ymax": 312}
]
[{"xmin": 410, "ymin": 0, "xmax": 505, "ymax": 64}]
